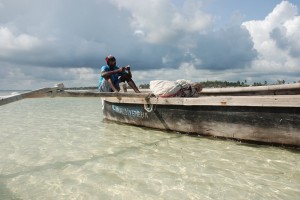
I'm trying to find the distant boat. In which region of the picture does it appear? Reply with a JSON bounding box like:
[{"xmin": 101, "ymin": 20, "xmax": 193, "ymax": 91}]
[{"xmin": 99, "ymin": 83, "xmax": 300, "ymax": 147}]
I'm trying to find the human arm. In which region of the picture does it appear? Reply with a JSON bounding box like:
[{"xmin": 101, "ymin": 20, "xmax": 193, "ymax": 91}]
[
  {"xmin": 124, "ymin": 65, "xmax": 132, "ymax": 79},
  {"xmin": 101, "ymin": 66, "xmax": 125, "ymax": 78}
]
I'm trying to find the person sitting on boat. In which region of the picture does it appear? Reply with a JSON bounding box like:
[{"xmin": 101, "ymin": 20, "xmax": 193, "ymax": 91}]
[{"xmin": 98, "ymin": 55, "xmax": 140, "ymax": 93}]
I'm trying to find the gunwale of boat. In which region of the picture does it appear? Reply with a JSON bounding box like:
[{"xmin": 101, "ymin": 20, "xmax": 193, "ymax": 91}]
[{"xmin": 101, "ymin": 95, "xmax": 300, "ymax": 108}]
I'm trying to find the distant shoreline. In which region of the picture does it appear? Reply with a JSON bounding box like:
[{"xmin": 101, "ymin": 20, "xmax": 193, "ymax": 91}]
[{"xmin": 1, "ymin": 80, "xmax": 300, "ymax": 92}]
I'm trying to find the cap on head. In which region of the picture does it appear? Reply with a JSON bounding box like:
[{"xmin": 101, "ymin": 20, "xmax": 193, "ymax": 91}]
[{"xmin": 105, "ymin": 55, "xmax": 116, "ymax": 64}]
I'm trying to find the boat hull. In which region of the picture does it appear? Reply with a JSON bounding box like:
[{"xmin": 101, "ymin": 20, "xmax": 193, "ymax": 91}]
[{"xmin": 103, "ymin": 100, "xmax": 300, "ymax": 147}]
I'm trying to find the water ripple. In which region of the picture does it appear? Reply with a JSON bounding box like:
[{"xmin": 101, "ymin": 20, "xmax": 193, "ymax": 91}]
[{"xmin": 0, "ymin": 98, "xmax": 299, "ymax": 199}]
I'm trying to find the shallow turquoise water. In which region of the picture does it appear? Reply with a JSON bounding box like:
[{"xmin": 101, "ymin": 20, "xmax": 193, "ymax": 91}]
[{"xmin": 0, "ymin": 97, "xmax": 299, "ymax": 199}]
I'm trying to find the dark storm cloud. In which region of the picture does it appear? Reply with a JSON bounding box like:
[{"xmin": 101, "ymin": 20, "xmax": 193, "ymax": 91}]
[
  {"xmin": 191, "ymin": 26, "xmax": 257, "ymax": 70},
  {"xmin": 1, "ymin": 0, "xmax": 258, "ymax": 72},
  {"xmin": 0, "ymin": 0, "xmax": 135, "ymax": 68}
]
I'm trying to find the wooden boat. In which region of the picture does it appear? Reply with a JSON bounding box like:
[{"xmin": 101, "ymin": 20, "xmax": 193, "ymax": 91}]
[
  {"xmin": 99, "ymin": 83, "xmax": 300, "ymax": 147},
  {"xmin": 2, "ymin": 83, "xmax": 299, "ymax": 147}
]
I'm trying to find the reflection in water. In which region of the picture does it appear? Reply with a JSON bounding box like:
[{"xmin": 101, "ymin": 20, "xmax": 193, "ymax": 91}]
[{"xmin": 0, "ymin": 97, "xmax": 299, "ymax": 199}]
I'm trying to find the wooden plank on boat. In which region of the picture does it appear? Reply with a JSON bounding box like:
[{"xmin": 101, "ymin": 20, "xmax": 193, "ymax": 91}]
[
  {"xmin": 55, "ymin": 90, "xmax": 152, "ymax": 98},
  {"xmin": 102, "ymin": 95, "xmax": 300, "ymax": 108},
  {"xmin": 200, "ymin": 83, "xmax": 300, "ymax": 95},
  {"xmin": 57, "ymin": 83, "xmax": 300, "ymax": 98},
  {"xmin": 139, "ymin": 83, "xmax": 300, "ymax": 95},
  {"xmin": 0, "ymin": 87, "xmax": 56, "ymax": 106}
]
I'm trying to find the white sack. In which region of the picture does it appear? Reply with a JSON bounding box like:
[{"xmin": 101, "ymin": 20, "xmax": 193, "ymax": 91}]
[{"xmin": 150, "ymin": 79, "xmax": 196, "ymax": 97}]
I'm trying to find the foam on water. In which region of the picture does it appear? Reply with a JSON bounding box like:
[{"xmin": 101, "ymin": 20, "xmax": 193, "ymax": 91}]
[{"xmin": 0, "ymin": 97, "xmax": 299, "ymax": 199}]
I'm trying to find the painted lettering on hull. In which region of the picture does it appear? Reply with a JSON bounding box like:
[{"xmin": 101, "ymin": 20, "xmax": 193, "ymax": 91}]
[{"xmin": 112, "ymin": 105, "xmax": 149, "ymax": 119}]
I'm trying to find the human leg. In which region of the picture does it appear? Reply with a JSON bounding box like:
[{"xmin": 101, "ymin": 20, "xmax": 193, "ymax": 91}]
[
  {"xmin": 100, "ymin": 78, "xmax": 119, "ymax": 92},
  {"xmin": 127, "ymin": 80, "xmax": 140, "ymax": 93},
  {"xmin": 119, "ymin": 73, "xmax": 140, "ymax": 93}
]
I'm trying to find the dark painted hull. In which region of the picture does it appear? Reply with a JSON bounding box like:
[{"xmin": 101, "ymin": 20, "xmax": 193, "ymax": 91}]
[{"xmin": 103, "ymin": 100, "xmax": 300, "ymax": 147}]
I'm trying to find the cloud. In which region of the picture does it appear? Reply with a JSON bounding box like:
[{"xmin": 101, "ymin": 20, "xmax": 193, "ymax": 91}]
[
  {"xmin": 110, "ymin": 0, "xmax": 213, "ymax": 43},
  {"xmin": 242, "ymin": 1, "xmax": 300, "ymax": 73},
  {"xmin": 0, "ymin": 0, "xmax": 299, "ymax": 90},
  {"xmin": 188, "ymin": 25, "xmax": 257, "ymax": 70},
  {"xmin": 0, "ymin": 0, "xmax": 255, "ymax": 72},
  {"xmin": 0, "ymin": 63, "xmax": 99, "ymax": 89},
  {"xmin": 0, "ymin": 0, "xmax": 131, "ymax": 68},
  {"xmin": 0, "ymin": 27, "xmax": 41, "ymax": 52},
  {"xmin": 108, "ymin": 0, "xmax": 257, "ymax": 71}
]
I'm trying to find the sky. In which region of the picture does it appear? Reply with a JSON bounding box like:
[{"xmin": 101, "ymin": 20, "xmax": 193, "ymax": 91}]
[{"xmin": 0, "ymin": 0, "xmax": 300, "ymax": 90}]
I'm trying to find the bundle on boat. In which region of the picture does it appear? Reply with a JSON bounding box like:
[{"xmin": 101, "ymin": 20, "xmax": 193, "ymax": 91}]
[{"xmin": 149, "ymin": 79, "xmax": 202, "ymax": 97}]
